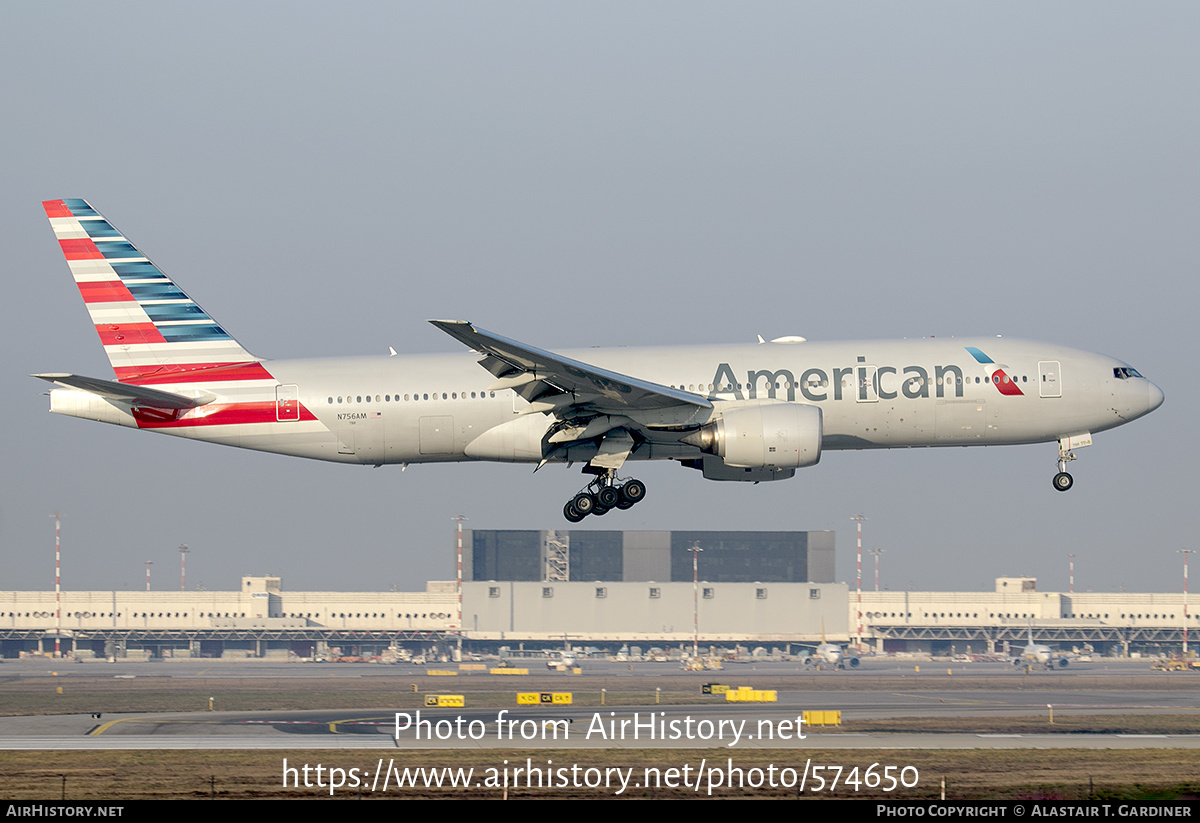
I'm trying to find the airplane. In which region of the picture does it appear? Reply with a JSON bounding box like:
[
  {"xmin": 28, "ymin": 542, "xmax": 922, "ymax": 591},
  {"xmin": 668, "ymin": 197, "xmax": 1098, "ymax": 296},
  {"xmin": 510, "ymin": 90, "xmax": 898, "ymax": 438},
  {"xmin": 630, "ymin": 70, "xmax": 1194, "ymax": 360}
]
[
  {"xmin": 800, "ymin": 622, "xmax": 860, "ymax": 670},
  {"xmin": 35, "ymin": 199, "xmax": 1164, "ymax": 521},
  {"xmin": 546, "ymin": 650, "xmax": 578, "ymax": 670},
  {"xmin": 1011, "ymin": 624, "xmax": 1071, "ymax": 669},
  {"xmin": 800, "ymin": 642, "xmax": 861, "ymax": 670}
]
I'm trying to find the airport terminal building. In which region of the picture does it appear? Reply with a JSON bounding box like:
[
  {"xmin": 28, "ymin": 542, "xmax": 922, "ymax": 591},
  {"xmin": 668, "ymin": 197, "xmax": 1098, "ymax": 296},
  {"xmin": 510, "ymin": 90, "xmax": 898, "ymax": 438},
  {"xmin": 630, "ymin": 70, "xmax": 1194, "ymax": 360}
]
[{"xmin": 1, "ymin": 529, "xmax": 1195, "ymax": 659}]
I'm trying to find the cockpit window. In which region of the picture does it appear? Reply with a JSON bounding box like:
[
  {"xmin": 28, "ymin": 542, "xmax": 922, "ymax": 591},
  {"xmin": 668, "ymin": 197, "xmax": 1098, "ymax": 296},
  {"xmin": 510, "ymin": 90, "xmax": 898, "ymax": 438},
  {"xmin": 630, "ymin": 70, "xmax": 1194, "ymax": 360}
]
[{"xmin": 1113, "ymin": 367, "xmax": 1143, "ymax": 380}]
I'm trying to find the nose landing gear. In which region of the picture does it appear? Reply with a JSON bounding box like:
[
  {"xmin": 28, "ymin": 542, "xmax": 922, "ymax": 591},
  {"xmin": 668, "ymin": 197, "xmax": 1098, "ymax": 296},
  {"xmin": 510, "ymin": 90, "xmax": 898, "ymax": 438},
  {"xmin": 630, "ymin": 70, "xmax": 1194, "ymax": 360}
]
[{"xmin": 1051, "ymin": 434, "xmax": 1090, "ymax": 492}]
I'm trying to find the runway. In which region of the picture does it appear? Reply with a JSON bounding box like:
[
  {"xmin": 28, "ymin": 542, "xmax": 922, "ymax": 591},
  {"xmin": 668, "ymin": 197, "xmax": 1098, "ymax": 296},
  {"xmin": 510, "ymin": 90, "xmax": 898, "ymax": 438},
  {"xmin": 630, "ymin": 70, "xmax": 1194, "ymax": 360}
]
[{"xmin": 3, "ymin": 656, "xmax": 1199, "ymax": 751}]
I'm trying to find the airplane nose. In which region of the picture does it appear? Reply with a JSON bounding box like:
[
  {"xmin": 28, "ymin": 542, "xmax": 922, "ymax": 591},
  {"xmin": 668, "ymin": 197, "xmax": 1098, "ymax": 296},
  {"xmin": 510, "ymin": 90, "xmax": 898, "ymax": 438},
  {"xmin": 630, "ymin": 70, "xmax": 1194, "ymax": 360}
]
[{"xmin": 1148, "ymin": 382, "xmax": 1164, "ymax": 413}]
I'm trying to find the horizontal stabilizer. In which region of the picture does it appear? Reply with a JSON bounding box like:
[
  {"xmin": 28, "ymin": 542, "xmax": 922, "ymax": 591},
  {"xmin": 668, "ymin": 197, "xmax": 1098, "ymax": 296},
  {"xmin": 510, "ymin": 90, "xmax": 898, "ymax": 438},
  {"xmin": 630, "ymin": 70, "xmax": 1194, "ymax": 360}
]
[{"xmin": 32, "ymin": 373, "xmax": 213, "ymax": 409}]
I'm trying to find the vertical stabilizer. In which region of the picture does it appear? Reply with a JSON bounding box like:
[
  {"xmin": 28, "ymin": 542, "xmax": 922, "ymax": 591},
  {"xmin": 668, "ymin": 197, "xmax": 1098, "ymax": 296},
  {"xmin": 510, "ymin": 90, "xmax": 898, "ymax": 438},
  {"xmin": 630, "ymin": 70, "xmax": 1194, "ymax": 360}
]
[{"xmin": 43, "ymin": 199, "xmax": 264, "ymax": 385}]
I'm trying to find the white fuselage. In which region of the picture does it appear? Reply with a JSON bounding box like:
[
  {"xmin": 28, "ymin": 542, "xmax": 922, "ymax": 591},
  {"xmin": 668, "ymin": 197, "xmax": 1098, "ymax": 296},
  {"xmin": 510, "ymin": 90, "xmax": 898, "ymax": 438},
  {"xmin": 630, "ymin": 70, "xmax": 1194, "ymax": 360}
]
[{"xmin": 51, "ymin": 336, "xmax": 1161, "ymax": 469}]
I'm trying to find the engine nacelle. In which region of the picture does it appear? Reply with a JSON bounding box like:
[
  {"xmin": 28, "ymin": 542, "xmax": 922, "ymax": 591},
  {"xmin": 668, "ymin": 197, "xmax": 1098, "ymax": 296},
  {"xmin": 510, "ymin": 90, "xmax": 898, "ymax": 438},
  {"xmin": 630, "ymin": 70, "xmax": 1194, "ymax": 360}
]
[{"xmin": 683, "ymin": 402, "xmax": 822, "ymax": 469}]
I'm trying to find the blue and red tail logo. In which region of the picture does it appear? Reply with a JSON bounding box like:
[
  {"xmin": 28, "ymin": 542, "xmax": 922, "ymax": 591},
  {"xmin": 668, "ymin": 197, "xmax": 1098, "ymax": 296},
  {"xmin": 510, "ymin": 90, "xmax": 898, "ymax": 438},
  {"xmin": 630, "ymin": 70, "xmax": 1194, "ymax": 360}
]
[{"xmin": 964, "ymin": 346, "xmax": 1024, "ymax": 396}]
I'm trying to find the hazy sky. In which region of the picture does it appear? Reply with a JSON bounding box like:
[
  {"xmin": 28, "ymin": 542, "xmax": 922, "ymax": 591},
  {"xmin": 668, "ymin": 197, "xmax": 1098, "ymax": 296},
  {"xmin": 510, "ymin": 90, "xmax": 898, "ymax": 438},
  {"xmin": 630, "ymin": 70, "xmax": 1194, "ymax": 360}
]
[{"xmin": 1, "ymin": 3, "xmax": 1195, "ymax": 595}]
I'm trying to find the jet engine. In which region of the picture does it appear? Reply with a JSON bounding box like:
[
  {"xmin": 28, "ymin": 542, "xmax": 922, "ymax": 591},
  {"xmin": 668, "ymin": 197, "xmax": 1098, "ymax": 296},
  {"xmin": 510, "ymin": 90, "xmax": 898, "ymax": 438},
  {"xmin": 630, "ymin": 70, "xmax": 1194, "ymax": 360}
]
[{"xmin": 682, "ymin": 402, "xmax": 822, "ymax": 469}]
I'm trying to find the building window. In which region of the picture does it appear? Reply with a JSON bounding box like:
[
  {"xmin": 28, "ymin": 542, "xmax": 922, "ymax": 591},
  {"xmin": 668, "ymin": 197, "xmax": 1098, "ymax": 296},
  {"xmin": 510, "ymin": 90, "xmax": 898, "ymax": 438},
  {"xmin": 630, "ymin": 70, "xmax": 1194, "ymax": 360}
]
[
  {"xmin": 542, "ymin": 587, "xmax": 554, "ymax": 599},
  {"xmin": 809, "ymin": 588, "xmax": 821, "ymax": 600},
  {"xmin": 488, "ymin": 586, "xmax": 500, "ymax": 598},
  {"xmin": 702, "ymin": 587, "xmax": 715, "ymax": 599},
  {"xmin": 756, "ymin": 588, "xmax": 768, "ymax": 600},
  {"xmin": 595, "ymin": 587, "xmax": 607, "ymax": 598},
  {"xmin": 649, "ymin": 587, "xmax": 661, "ymax": 599}
]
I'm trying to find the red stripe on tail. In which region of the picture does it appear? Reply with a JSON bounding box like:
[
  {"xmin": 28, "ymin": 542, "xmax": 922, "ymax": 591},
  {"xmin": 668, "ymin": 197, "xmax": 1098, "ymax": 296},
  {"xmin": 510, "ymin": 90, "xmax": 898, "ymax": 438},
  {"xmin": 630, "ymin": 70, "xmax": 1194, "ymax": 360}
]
[
  {"xmin": 96, "ymin": 323, "xmax": 167, "ymax": 346},
  {"xmin": 59, "ymin": 238, "xmax": 104, "ymax": 260},
  {"xmin": 43, "ymin": 200, "xmax": 72, "ymax": 218},
  {"xmin": 78, "ymin": 280, "xmax": 135, "ymax": 303}
]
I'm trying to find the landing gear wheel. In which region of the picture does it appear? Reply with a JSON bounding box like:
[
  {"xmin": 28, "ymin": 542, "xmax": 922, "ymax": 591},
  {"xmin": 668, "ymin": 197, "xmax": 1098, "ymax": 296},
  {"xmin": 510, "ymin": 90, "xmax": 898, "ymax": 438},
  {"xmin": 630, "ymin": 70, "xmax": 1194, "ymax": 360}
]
[
  {"xmin": 1053, "ymin": 471, "xmax": 1074, "ymax": 492},
  {"xmin": 620, "ymin": 479, "xmax": 647, "ymax": 505},
  {"xmin": 563, "ymin": 470, "xmax": 645, "ymax": 521},
  {"xmin": 572, "ymin": 492, "xmax": 597, "ymax": 515}
]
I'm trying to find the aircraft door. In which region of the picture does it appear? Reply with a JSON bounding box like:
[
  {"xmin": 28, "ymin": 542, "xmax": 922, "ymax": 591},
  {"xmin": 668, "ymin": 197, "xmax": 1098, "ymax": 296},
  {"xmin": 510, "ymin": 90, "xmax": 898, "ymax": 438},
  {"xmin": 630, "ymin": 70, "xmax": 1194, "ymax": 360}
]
[
  {"xmin": 1038, "ymin": 361, "xmax": 1062, "ymax": 398},
  {"xmin": 275, "ymin": 384, "xmax": 300, "ymax": 421},
  {"xmin": 857, "ymin": 365, "xmax": 878, "ymax": 403}
]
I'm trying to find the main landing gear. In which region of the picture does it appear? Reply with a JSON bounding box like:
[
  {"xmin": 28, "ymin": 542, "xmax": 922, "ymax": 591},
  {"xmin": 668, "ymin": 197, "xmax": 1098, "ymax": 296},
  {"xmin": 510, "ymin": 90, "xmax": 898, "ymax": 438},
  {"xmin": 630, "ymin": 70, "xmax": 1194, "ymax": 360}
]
[{"xmin": 563, "ymin": 471, "xmax": 647, "ymax": 522}]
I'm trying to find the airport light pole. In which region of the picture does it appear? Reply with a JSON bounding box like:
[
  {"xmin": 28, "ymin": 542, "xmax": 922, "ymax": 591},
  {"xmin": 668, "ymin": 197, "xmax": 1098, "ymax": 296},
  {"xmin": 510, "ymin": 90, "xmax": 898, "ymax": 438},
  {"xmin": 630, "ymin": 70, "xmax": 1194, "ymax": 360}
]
[
  {"xmin": 690, "ymin": 542, "xmax": 703, "ymax": 660},
  {"xmin": 452, "ymin": 515, "xmax": 467, "ymax": 658},
  {"xmin": 851, "ymin": 515, "xmax": 867, "ymax": 652},
  {"xmin": 179, "ymin": 544, "xmax": 189, "ymax": 592},
  {"xmin": 52, "ymin": 513, "xmax": 61, "ymax": 658},
  {"xmin": 870, "ymin": 547, "xmax": 884, "ymax": 592},
  {"xmin": 1181, "ymin": 549, "xmax": 1194, "ymax": 657}
]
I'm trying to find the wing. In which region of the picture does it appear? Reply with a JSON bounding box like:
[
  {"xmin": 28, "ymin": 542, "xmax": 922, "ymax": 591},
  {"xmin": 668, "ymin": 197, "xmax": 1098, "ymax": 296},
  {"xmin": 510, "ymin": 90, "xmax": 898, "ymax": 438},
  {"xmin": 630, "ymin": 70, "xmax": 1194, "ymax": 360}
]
[
  {"xmin": 429, "ymin": 321, "xmax": 711, "ymax": 469},
  {"xmin": 429, "ymin": 321, "xmax": 711, "ymax": 416}
]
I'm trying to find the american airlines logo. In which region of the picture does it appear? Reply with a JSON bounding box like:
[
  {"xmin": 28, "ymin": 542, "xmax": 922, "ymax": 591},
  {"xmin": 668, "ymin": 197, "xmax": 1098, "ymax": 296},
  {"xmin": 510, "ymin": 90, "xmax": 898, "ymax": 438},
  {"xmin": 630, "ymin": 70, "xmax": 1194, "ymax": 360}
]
[{"xmin": 963, "ymin": 346, "xmax": 1024, "ymax": 396}]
